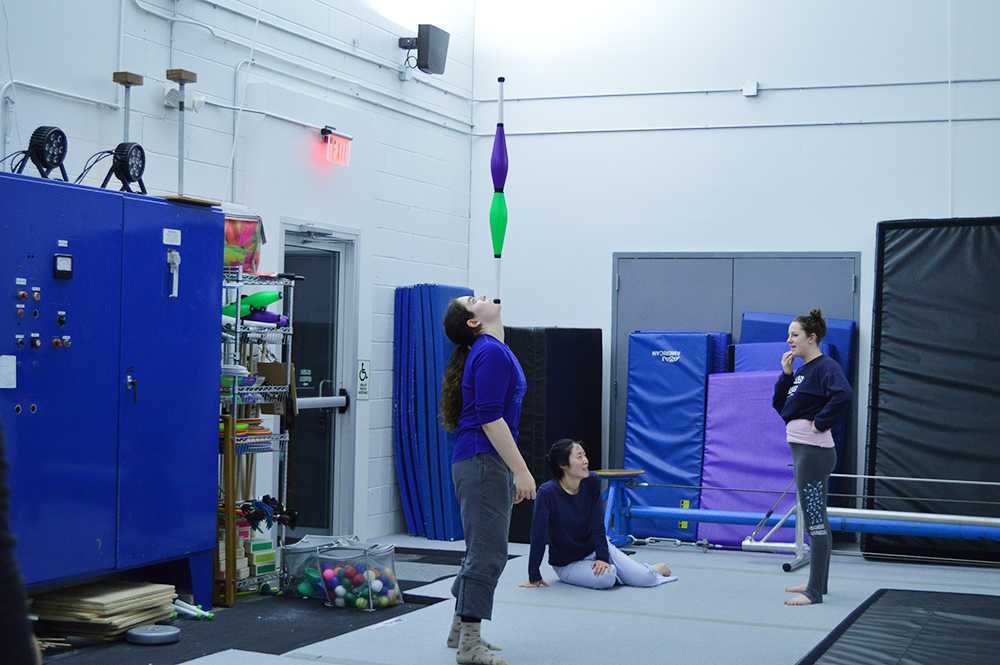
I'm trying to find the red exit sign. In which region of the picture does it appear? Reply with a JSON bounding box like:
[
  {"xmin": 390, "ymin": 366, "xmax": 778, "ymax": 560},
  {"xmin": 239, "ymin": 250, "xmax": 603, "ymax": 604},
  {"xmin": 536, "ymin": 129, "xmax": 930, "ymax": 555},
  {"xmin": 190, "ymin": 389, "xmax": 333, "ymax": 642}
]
[{"xmin": 324, "ymin": 132, "xmax": 352, "ymax": 167}]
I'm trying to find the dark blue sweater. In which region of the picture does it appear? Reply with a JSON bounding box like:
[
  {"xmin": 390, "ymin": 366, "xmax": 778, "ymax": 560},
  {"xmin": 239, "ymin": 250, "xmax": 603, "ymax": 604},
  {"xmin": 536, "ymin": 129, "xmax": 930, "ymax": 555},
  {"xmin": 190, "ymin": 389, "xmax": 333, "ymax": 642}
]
[
  {"xmin": 528, "ymin": 473, "xmax": 609, "ymax": 582},
  {"xmin": 772, "ymin": 354, "xmax": 852, "ymax": 432}
]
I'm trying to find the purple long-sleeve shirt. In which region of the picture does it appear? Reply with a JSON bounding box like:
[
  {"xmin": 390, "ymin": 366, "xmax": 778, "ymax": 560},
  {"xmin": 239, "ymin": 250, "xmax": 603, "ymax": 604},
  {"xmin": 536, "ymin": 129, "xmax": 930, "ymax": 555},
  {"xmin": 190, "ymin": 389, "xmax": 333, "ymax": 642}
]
[
  {"xmin": 528, "ymin": 473, "xmax": 610, "ymax": 583},
  {"xmin": 452, "ymin": 334, "xmax": 526, "ymax": 463}
]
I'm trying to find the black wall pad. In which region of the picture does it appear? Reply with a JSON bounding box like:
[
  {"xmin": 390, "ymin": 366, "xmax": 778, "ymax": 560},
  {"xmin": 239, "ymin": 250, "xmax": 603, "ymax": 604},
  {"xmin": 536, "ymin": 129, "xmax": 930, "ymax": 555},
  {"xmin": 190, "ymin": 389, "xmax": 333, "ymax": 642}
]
[
  {"xmin": 864, "ymin": 218, "xmax": 1000, "ymax": 563},
  {"xmin": 504, "ymin": 327, "xmax": 603, "ymax": 543},
  {"xmin": 796, "ymin": 589, "xmax": 1000, "ymax": 665}
]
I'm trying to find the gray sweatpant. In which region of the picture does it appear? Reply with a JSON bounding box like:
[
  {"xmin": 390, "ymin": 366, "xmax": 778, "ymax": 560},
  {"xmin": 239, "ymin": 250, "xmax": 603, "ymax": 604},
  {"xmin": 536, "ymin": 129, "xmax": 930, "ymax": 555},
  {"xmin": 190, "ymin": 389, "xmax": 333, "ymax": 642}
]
[
  {"xmin": 451, "ymin": 453, "xmax": 513, "ymax": 620},
  {"xmin": 791, "ymin": 443, "xmax": 837, "ymax": 604}
]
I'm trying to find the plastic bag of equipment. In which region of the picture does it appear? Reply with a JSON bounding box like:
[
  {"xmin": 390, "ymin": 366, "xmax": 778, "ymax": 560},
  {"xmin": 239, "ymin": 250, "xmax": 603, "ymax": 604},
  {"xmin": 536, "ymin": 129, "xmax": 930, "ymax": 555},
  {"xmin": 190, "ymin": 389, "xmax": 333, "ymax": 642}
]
[{"xmin": 282, "ymin": 535, "xmax": 402, "ymax": 610}]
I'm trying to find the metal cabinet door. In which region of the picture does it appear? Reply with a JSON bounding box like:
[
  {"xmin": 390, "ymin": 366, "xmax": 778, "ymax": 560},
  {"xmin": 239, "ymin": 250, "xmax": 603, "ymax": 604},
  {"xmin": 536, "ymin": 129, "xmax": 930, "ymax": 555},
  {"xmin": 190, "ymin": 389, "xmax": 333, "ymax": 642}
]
[
  {"xmin": 610, "ymin": 257, "xmax": 734, "ymax": 465},
  {"xmin": 116, "ymin": 197, "xmax": 222, "ymax": 567},
  {"xmin": 0, "ymin": 174, "xmax": 122, "ymax": 582},
  {"xmin": 731, "ymin": 257, "xmax": 857, "ymax": 340}
]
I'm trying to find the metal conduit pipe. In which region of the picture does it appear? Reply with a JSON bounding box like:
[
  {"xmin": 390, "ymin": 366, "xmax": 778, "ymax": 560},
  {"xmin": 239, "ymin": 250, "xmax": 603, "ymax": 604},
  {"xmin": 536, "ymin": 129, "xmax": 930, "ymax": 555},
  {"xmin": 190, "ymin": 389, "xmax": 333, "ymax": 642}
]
[
  {"xmin": 1, "ymin": 81, "xmax": 120, "ymax": 170},
  {"xmin": 472, "ymin": 76, "xmax": 1000, "ymax": 103},
  {"xmin": 131, "ymin": 0, "xmax": 472, "ymax": 129},
  {"xmin": 470, "ymin": 115, "xmax": 1000, "ymax": 138},
  {"xmin": 192, "ymin": 0, "xmax": 470, "ymax": 102}
]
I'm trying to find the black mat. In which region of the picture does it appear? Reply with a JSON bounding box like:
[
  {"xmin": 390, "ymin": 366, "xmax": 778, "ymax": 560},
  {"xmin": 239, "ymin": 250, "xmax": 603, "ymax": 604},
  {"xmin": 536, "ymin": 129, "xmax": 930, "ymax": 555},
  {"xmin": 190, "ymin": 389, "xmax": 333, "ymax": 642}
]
[
  {"xmin": 797, "ymin": 589, "xmax": 1000, "ymax": 665},
  {"xmin": 41, "ymin": 547, "xmax": 521, "ymax": 664},
  {"xmin": 43, "ymin": 592, "xmax": 438, "ymax": 665}
]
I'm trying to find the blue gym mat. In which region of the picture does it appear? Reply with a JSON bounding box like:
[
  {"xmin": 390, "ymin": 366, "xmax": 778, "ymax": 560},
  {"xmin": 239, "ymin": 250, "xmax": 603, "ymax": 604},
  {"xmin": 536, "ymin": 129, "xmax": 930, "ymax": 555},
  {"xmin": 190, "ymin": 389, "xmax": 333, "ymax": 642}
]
[
  {"xmin": 623, "ymin": 332, "xmax": 711, "ymax": 540},
  {"xmin": 392, "ymin": 285, "xmax": 471, "ymax": 540}
]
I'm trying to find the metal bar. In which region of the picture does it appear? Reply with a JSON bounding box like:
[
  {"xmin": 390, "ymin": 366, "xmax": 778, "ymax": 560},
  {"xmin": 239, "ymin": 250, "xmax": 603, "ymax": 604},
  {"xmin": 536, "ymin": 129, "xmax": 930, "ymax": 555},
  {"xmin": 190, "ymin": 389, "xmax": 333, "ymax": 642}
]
[
  {"xmin": 222, "ymin": 415, "xmax": 237, "ymax": 606},
  {"xmin": 632, "ymin": 481, "xmax": 1000, "ymax": 506},
  {"xmin": 828, "ymin": 507, "xmax": 1000, "ymax": 529},
  {"xmin": 123, "ymin": 86, "xmax": 131, "ymax": 143},
  {"xmin": 760, "ymin": 502, "xmax": 796, "ymax": 542},
  {"xmin": 832, "ymin": 473, "xmax": 1000, "ymax": 488},
  {"xmin": 177, "ymin": 81, "xmax": 185, "ymax": 196}
]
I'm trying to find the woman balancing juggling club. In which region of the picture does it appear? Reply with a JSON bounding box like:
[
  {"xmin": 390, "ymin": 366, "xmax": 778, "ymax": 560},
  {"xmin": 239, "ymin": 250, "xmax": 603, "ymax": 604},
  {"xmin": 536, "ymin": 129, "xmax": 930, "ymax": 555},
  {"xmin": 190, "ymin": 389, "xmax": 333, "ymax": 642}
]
[{"xmin": 489, "ymin": 76, "xmax": 508, "ymax": 305}]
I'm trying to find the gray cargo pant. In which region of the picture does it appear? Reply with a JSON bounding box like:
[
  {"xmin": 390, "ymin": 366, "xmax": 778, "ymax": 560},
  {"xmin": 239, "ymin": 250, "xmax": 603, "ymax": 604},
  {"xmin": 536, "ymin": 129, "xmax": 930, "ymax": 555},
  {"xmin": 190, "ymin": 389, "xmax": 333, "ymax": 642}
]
[{"xmin": 451, "ymin": 453, "xmax": 514, "ymax": 620}]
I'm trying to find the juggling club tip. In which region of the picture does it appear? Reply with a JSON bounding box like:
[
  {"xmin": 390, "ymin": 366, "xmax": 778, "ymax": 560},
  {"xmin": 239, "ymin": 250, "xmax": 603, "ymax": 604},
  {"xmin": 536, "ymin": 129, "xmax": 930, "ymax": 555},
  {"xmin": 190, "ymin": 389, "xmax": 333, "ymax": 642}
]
[
  {"xmin": 493, "ymin": 298, "xmax": 501, "ymax": 304},
  {"xmin": 498, "ymin": 76, "xmax": 505, "ymax": 82}
]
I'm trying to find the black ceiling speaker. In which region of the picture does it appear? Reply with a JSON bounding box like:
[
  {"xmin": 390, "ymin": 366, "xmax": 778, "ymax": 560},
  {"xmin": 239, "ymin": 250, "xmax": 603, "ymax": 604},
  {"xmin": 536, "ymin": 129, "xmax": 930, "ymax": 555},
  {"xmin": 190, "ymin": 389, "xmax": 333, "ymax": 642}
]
[
  {"xmin": 398, "ymin": 24, "xmax": 450, "ymax": 75},
  {"xmin": 18, "ymin": 126, "xmax": 69, "ymax": 180},
  {"xmin": 102, "ymin": 142, "xmax": 147, "ymax": 193}
]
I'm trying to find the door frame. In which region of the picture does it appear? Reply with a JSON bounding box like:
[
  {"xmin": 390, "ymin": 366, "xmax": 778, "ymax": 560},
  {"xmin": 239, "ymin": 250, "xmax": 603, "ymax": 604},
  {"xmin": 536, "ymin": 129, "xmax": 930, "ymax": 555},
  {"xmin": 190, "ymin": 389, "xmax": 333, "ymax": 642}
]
[
  {"xmin": 610, "ymin": 251, "xmax": 861, "ymax": 470},
  {"xmin": 282, "ymin": 218, "xmax": 360, "ymax": 536}
]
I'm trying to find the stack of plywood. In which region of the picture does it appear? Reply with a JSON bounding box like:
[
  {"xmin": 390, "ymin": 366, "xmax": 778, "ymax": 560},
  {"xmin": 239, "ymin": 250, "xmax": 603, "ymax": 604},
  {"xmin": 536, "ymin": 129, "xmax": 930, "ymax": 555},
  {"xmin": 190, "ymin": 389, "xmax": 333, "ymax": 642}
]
[{"xmin": 32, "ymin": 581, "xmax": 176, "ymax": 640}]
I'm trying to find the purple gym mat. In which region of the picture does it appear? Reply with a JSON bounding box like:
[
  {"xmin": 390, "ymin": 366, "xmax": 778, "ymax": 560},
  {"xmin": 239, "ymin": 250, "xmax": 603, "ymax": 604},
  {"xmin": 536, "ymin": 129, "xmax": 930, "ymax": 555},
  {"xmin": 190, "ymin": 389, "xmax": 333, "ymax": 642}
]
[{"xmin": 698, "ymin": 371, "xmax": 797, "ymax": 547}]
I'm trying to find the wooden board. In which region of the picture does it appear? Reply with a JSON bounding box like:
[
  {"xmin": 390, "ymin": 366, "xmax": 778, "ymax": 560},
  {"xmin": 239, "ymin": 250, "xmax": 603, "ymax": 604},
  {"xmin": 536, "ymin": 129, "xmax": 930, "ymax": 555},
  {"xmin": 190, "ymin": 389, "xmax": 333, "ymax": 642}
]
[
  {"xmin": 162, "ymin": 194, "xmax": 222, "ymax": 207},
  {"xmin": 32, "ymin": 581, "xmax": 175, "ymax": 613},
  {"xmin": 595, "ymin": 469, "xmax": 645, "ymax": 478}
]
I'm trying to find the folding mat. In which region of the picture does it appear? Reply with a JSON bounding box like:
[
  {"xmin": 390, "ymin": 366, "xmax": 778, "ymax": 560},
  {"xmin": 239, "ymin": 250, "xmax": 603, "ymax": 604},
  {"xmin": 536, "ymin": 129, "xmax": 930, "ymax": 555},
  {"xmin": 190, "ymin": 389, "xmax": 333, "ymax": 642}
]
[
  {"xmin": 393, "ymin": 284, "xmax": 472, "ymax": 540},
  {"xmin": 740, "ymin": 312, "xmax": 856, "ymax": 384},
  {"xmin": 796, "ymin": 589, "xmax": 1000, "ymax": 665},
  {"xmin": 623, "ymin": 332, "xmax": 710, "ymax": 540},
  {"xmin": 505, "ymin": 327, "xmax": 603, "ymax": 543},
  {"xmin": 707, "ymin": 331, "xmax": 732, "ymax": 374},
  {"xmin": 733, "ymin": 341, "xmax": 834, "ymax": 373},
  {"xmin": 865, "ymin": 218, "xmax": 1000, "ymax": 563},
  {"xmin": 697, "ymin": 371, "xmax": 796, "ymax": 547}
]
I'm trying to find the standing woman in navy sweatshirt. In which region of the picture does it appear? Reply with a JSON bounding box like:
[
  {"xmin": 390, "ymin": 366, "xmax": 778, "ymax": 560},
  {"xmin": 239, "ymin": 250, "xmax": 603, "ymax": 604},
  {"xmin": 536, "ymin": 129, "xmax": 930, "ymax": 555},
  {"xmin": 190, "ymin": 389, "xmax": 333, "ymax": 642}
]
[
  {"xmin": 772, "ymin": 309, "xmax": 852, "ymax": 607},
  {"xmin": 520, "ymin": 439, "xmax": 673, "ymax": 590},
  {"xmin": 442, "ymin": 294, "xmax": 535, "ymax": 665}
]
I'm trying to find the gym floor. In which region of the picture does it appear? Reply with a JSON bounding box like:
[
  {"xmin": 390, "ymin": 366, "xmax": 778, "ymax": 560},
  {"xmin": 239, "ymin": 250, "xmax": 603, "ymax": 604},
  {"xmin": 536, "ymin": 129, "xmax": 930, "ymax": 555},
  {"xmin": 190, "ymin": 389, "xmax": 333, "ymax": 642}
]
[{"xmin": 176, "ymin": 534, "xmax": 1000, "ymax": 665}]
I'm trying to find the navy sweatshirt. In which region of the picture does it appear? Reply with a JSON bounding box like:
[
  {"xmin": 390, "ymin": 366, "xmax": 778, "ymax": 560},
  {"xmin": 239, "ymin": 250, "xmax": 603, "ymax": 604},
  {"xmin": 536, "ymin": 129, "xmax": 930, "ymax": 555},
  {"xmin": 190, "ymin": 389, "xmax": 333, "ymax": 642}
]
[
  {"xmin": 772, "ymin": 354, "xmax": 852, "ymax": 432},
  {"xmin": 528, "ymin": 473, "xmax": 609, "ymax": 582}
]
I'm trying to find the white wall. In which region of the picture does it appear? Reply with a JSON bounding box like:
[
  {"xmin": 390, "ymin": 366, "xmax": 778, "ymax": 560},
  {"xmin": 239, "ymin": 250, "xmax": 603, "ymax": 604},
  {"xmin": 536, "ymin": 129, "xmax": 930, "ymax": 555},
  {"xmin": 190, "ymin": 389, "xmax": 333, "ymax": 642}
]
[
  {"xmin": 471, "ymin": 0, "xmax": 1000, "ymax": 470},
  {"xmin": 1, "ymin": 0, "xmax": 476, "ymax": 538}
]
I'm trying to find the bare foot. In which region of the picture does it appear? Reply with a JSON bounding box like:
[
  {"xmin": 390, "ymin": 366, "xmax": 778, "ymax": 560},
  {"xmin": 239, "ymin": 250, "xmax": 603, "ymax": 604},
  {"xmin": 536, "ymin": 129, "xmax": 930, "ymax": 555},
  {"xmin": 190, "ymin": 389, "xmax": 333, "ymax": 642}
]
[
  {"xmin": 784, "ymin": 593, "xmax": 815, "ymax": 606},
  {"xmin": 653, "ymin": 563, "xmax": 671, "ymax": 577},
  {"xmin": 785, "ymin": 584, "xmax": 806, "ymax": 593}
]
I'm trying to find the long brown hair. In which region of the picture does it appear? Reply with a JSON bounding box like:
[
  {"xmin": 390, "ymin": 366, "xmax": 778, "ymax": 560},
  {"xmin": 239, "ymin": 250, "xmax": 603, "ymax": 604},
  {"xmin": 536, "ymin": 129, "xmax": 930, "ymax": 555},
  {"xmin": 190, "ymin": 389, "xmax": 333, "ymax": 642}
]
[
  {"xmin": 441, "ymin": 298, "xmax": 480, "ymax": 432},
  {"xmin": 795, "ymin": 308, "xmax": 827, "ymax": 343}
]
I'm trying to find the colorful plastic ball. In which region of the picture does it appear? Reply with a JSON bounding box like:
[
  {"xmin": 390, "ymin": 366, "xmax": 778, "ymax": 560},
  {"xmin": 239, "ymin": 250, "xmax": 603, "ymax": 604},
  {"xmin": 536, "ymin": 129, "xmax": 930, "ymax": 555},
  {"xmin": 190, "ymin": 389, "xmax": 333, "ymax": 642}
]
[
  {"xmin": 352, "ymin": 574, "xmax": 365, "ymax": 587},
  {"xmin": 355, "ymin": 597, "xmax": 368, "ymax": 609},
  {"xmin": 332, "ymin": 566, "xmax": 343, "ymax": 577},
  {"xmin": 342, "ymin": 578, "xmax": 353, "ymax": 590},
  {"xmin": 334, "ymin": 598, "xmax": 346, "ymax": 608},
  {"xmin": 356, "ymin": 563, "xmax": 366, "ymax": 573},
  {"xmin": 383, "ymin": 567, "xmax": 394, "ymax": 578},
  {"xmin": 335, "ymin": 585, "xmax": 346, "ymax": 598},
  {"xmin": 297, "ymin": 581, "xmax": 312, "ymax": 596},
  {"xmin": 364, "ymin": 570, "xmax": 376, "ymax": 582},
  {"xmin": 345, "ymin": 593, "xmax": 356, "ymax": 604},
  {"xmin": 371, "ymin": 580, "xmax": 384, "ymax": 594},
  {"xmin": 322, "ymin": 569, "xmax": 335, "ymax": 581},
  {"xmin": 377, "ymin": 596, "xmax": 389, "ymax": 608},
  {"xmin": 344, "ymin": 565, "xmax": 356, "ymax": 577}
]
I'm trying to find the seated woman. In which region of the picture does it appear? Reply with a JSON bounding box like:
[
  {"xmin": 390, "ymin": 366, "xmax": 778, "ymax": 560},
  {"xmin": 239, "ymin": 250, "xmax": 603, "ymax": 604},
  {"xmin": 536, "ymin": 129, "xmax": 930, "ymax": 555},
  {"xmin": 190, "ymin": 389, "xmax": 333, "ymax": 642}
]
[{"xmin": 520, "ymin": 439, "xmax": 675, "ymax": 590}]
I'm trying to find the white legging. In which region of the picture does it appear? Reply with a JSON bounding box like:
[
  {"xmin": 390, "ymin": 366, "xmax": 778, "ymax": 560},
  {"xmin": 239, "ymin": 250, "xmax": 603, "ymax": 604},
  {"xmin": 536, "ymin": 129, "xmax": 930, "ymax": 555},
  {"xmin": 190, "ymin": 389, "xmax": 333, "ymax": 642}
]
[{"xmin": 552, "ymin": 539, "xmax": 674, "ymax": 590}]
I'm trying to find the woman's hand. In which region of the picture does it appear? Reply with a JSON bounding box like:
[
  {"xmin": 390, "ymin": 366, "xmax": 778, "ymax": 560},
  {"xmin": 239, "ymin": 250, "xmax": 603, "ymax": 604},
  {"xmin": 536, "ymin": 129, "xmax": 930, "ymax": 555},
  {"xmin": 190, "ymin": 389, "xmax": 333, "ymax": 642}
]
[
  {"xmin": 781, "ymin": 351, "xmax": 795, "ymax": 375},
  {"xmin": 592, "ymin": 560, "xmax": 612, "ymax": 576},
  {"xmin": 513, "ymin": 473, "xmax": 537, "ymax": 504},
  {"xmin": 519, "ymin": 579, "xmax": 549, "ymax": 588}
]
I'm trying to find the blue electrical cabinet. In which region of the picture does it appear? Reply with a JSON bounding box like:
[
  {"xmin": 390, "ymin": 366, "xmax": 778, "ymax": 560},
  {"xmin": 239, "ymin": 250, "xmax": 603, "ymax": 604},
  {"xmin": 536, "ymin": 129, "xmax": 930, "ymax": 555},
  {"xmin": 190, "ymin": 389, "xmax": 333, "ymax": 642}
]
[{"xmin": 0, "ymin": 172, "xmax": 221, "ymax": 605}]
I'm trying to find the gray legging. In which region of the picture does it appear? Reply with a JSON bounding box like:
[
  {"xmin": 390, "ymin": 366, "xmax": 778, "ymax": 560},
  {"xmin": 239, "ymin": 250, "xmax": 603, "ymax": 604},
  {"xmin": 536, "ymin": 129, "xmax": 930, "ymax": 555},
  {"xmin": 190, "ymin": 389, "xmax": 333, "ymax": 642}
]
[
  {"xmin": 451, "ymin": 453, "xmax": 513, "ymax": 620},
  {"xmin": 790, "ymin": 443, "xmax": 837, "ymax": 604}
]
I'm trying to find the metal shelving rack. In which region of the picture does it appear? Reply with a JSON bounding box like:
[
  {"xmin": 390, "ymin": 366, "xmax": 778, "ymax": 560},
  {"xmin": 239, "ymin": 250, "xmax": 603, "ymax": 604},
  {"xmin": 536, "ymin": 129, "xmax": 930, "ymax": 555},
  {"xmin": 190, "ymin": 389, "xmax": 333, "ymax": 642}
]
[{"xmin": 217, "ymin": 266, "xmax": 296, "ymax": 606}]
